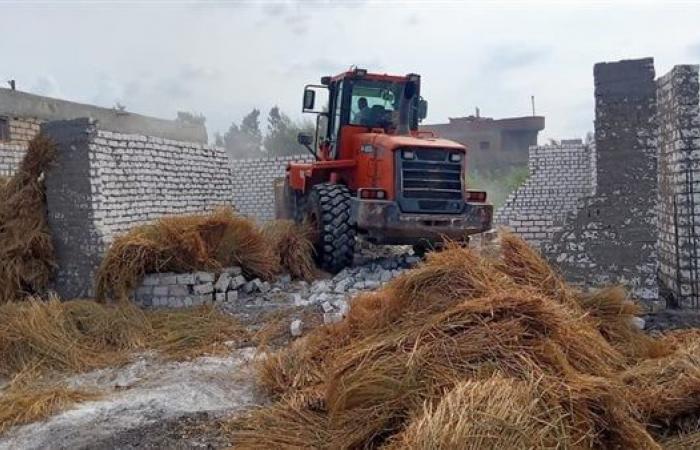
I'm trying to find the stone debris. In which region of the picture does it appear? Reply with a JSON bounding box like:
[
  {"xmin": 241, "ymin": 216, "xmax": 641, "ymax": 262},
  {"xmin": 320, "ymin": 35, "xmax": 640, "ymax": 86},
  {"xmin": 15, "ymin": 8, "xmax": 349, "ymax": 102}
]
[
  {"xmin": 631, "ymin": 316, "xmax": 646, "ymax": 331},
  {"xmin": 323, "ymin": 312, "xmax": 344, "ymax": 324},
  {"xmin": 290, "ymin": 319, "xmax": 303, "ymax": 337},
  {"xmin": 132, "ymin": 248, "xmax": 420, "ymax": 311},
  {"xmin": 214, "ymin": 273, "xmax": 232, "ymax": 293}
]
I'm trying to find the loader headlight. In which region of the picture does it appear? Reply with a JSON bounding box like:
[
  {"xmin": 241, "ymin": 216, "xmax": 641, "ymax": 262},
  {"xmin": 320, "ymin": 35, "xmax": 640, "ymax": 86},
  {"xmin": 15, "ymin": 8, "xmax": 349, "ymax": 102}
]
[
  {"xmin": 402, "ymin": 149, "xmax": 415, "ymax": 160},
  {"xmin": 449, "ymin": 152, "xmax": 463, "ymax": 163}
]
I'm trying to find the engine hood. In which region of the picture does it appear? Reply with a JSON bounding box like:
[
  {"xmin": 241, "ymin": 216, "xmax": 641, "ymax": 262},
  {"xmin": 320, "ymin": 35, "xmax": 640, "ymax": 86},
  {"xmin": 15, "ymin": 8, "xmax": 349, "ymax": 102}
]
[{"xmin": 368, "ymin": 133, "xmax": 466, "ymax": 152}]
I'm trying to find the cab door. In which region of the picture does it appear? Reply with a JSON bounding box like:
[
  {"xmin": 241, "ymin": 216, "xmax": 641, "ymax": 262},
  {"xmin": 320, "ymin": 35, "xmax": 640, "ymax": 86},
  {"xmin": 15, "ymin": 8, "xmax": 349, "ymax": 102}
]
[{"xmin": 327, "ymin": 80, "xmax": 345, "ymax": 159}]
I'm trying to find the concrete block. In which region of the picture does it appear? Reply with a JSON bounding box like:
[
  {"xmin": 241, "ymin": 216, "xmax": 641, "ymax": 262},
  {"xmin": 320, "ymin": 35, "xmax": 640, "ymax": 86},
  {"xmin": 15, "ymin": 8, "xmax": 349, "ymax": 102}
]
[
  {"xmin": 176, "ymin": 273, "xmax": 195, "ymax": 284},
  {"xmin": 142, "ymin": 274, "xmax": 160, "ymax": 286},
  {"xmin": 193, "ymin": 283, "xmax": 213, "ymax": 295},
  {"xmin": 153, "ymin": 286, "xmax": 169, "ymax": 296},
  {"xmin": 195, "ymin": 272, "xmax": 215, "ymax": 283},
  {"xmin": 160, "ymin": 273, "xmax": 178, "ymax": 285},
  {"xmin": 215, "ymin": 273, "xmax": 232, "ymax": 292},
  {"xmin": 169, "ymin": 285, "xmax": 189, "ymax": 296}
]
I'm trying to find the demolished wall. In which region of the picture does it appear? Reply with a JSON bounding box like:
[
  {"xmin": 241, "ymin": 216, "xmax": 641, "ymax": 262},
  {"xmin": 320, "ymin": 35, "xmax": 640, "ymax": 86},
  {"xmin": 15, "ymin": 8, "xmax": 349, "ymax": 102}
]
[
  {"xmin": 43, "ymin": 118, "xmax": 234, "ymax": 298},
  {"xmin": 495, "ymin": 142, "xmax": 596, "ymax": 247},
  {"xmin": 657, "ymin": 65, "xmax": 700, "ymax": 308},
  {"xmin": 544, "ymin": 58, "xmax": 659, "ymax": 302},
  {"xmin": 230, "ymin": 153, "xmax": 314, "ymax": 222}
]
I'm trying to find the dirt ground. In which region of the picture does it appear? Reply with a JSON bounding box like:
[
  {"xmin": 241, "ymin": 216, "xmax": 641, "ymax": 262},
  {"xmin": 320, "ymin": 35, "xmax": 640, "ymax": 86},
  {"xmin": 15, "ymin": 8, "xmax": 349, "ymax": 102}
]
[{"xmin": 0, "ymin": 348, "xmax": 258, "ymax": 450}]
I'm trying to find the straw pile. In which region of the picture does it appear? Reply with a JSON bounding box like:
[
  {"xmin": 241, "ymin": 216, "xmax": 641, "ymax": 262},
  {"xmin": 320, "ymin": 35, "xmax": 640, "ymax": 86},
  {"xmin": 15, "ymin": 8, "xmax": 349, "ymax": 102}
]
[
  {"xmin": 0, "ymin": 135, "xmax": 56, "ymax": 303},
  {"xmin": 263, "ymin": 220, "xmax": 317, "ymax": 281},
  {"xmin": 95, "ymin": 207, "xmax": 279, "ymax": 301},
  {"xmin": 0, "ymin": 367, "xmax": 99, "ymax": 434},
  {"xmin": 0, "ymin": 296, "xmax": 249, "ymax": 434},
  {"xmin": 0, "ymin": 295, "xmax": 249, "ymax": 378},
  {"xmin": 231, "ymin": 233, "xmax": 700, "ymax": 449}
]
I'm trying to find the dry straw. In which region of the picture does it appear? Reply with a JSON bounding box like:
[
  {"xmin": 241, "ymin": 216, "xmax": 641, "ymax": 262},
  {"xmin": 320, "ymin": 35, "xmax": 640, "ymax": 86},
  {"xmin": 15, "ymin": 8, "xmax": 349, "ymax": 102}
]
[
  {"xmin": 263, "ymin": 220, "xmax": 317, "ymax": 281},
  {"xmin": 95, "ymin": 207, "xmax": 279, "ymax": 301},
  {"xmin": 0, "ymin": 367, "xmax": 99, "ymax": 434},
  {"xmin": 229, "ymin": 234, "xmax": 700, "ymax": 449},
  {"xmin": 0, "ymin": 135, "xmax": 56, "ymax": 303},
  {"xmin": 0, "ymin": 296, "xmax": 249, "ymax": 378}
]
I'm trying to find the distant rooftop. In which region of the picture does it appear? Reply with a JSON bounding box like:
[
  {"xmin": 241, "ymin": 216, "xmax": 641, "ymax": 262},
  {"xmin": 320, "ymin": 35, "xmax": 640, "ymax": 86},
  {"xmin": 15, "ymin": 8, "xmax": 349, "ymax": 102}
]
[
  {"xmin": 423, "ymin": 114, "xmax": 545, "ymax": 132},
  {"xmin": 0, "ymin": 87, "xmax": 207, "ymax": 143}
]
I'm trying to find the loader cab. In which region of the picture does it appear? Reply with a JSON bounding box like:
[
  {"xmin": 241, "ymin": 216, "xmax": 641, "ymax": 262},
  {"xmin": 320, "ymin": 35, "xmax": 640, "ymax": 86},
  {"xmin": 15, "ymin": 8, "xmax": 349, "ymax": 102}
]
[{"xmin": 301, "ymin": 69, "xmax": 428, "ymax": 160}]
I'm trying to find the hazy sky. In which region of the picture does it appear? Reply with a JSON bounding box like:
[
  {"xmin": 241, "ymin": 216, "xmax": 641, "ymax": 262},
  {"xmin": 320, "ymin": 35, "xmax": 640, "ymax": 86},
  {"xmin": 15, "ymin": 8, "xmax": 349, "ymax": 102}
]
[{"xmin": 2, "ymin": 0, "xmax": 699, "ymax": 142}]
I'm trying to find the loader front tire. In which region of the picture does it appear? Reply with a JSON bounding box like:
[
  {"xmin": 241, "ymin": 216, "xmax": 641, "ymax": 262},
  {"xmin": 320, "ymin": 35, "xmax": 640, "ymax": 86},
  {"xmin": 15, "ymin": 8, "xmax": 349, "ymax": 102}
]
[{"xmin": 306, "ymin": 183, "xmax": 355, "ymax": 273}]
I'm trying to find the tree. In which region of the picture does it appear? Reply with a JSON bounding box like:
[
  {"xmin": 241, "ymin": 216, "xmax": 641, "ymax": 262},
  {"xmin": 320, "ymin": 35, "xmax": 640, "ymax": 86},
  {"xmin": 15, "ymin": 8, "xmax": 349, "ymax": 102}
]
[
  {"xmin": 221, "ymin": 109, "xmax": 263, "ymax": 159},
  {"xmin": 263, "ymin": 106, "xmax": 316, "ymax": 157},
  {"xmin": 176, "ymin": 111, "xmax": 206, "ymax": 126}
]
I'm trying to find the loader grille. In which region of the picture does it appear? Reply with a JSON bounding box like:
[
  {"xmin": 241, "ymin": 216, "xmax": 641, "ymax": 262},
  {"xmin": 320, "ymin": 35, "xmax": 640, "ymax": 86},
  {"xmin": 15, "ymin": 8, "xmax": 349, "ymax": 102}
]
[{"xmin": 397, "ymin": 148, "xmax": 464, "ymax": 213}]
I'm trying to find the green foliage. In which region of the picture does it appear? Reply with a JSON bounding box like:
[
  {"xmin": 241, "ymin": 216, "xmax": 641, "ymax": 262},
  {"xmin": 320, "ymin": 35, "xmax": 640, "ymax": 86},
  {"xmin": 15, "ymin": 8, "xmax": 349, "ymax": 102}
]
[
  {"xmin": 263, "ymin": 106, "xmax": 315, "ymax": 157},
  {"xmin": 467, "ymin": 165, "xmax": 529, "ymax": 208},
  {"xmin": 176, "ymin": 111, "xmax": 206, "ymax": 126},
  {"xmin": 221, "ymin": 109, "xmax": 264, "ymax": 159}
]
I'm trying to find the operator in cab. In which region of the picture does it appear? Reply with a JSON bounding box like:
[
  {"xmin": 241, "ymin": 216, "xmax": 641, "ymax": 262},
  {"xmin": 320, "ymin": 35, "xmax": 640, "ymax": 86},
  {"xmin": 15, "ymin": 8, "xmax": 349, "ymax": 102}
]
[{"xmin": 354, "ymin": 97, "xmax": 371, "ymax": 125}]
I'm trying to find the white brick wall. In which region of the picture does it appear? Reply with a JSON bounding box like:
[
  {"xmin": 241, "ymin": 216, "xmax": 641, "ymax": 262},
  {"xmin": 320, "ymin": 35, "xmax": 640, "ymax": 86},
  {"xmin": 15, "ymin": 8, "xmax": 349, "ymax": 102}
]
[
  {"xmin": 657, "ymin": 64, "xmax": 700, "ymax": 307},
  {"xmin": 89, "ymin": 130, "xmax": 235, "ymax": 242},
  {"xmin": 230, "ymin": 153, "xmax": 314, "ymax": 222},
  {"xmin": 0, "ymin": 142, "xmax": 26, "ymax": 177},
  {"xmin": 495, "ymin": 143, "xmax": 596, "ymax": 247}
]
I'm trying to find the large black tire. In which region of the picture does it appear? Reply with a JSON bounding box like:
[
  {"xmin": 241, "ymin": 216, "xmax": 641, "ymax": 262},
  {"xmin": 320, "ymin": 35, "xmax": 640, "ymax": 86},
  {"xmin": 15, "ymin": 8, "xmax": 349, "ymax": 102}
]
[{"xmin": 306, "ymin": 183, "xmax": 355, "ymax": 273}]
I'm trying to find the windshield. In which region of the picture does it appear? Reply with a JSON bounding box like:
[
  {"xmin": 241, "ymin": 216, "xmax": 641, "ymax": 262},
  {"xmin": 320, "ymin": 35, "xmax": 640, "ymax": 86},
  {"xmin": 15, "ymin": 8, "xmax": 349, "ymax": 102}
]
[{"xmin": 349, "ymin": 80, "xmax": 404, "ymax": 128}]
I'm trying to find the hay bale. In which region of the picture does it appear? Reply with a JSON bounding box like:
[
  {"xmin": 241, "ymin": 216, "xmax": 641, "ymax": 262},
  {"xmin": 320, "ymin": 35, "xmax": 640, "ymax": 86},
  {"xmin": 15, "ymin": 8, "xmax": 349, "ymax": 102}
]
[
  {"xmin": 0, "ymin": 135, "xmax": 56, "ymax": 303},
  {"xmin": 385, "ymin": 376, "xmax": 571, "ymax": 449},
  {"xmin": 580, "ymin": 286, "xmax": 670, "ymax": 360},
  {"xmin": 263, "ymin": 220, "xmax": 317, "ymax": 281},
  {"xmin": 95, "ymin": 207, "xmax": 279, "ymax": 301},
  {"xmin": 496, "ymin": 232, "xmax": 580, "ymax": 310},
  {"xmin": 662, "ymin": 430, "xmax": 700, "ymax": 450},
  {"xmin": 621, "ymin": 341, "xmax": 700, "ymax": 428},
  {"xmin": 228, "ymin": 390, "xmax": 331, "ymax": 449}
]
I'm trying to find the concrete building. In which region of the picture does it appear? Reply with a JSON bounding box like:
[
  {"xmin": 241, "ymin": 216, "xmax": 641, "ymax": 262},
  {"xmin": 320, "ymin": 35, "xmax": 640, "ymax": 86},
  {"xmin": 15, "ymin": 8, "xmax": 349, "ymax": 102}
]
[{"xmin": 421, "ymin": 114, "xmax": 545, "ymax": 174}]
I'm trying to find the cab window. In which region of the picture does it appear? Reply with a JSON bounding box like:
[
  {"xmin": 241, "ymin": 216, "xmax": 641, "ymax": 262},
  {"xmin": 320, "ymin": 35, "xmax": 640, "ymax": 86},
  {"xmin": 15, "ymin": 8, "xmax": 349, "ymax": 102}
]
[{"xmin": 349, "ymin": 80, "xmax": 402, "ymax": 128}]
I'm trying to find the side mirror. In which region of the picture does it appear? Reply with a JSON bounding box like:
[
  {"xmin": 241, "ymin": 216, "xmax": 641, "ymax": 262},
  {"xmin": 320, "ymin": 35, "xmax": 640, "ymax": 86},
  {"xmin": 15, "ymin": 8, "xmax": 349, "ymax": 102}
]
[
  {"xmin": 418, "ymin": 99, "xmax": 428, "ymax": 121},
  {"xmin": 303, "ymin": 89, "xmax": 316, "ymax": 111},
  {"xmin": 297, "ymin": 132, "xmax": 314, "ymax": 147}
]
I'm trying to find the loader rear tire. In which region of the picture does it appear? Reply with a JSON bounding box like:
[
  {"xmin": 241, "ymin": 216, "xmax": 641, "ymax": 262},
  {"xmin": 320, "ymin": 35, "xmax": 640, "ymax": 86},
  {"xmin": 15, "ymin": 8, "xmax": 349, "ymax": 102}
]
[{"xmin": 306, "ymin": 183, "xmax": 355, "ymax": 273}]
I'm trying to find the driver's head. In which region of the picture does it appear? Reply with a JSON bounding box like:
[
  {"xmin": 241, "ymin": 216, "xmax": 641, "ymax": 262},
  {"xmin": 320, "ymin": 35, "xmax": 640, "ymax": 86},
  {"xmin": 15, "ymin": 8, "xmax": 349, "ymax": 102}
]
[{"xmin": 358, "ymin": 97, "xmax": 368, "ymax": 110}]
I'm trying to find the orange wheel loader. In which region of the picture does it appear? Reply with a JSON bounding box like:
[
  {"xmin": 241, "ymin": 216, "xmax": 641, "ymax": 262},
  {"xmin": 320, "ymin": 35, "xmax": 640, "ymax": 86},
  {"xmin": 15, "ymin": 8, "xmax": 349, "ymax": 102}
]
[{"xmin": 275, "ymin": 68, "xmax": 493, "ymax": 273}]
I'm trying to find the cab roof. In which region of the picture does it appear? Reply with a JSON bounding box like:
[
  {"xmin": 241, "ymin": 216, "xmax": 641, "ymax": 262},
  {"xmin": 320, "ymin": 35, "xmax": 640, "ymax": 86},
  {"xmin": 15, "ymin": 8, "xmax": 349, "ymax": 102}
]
[{"xmin": 324, "ymin": 68, "xmax": 418, "ymax": 85}]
